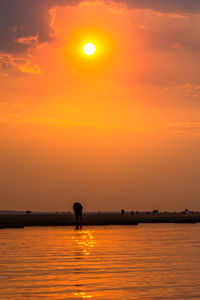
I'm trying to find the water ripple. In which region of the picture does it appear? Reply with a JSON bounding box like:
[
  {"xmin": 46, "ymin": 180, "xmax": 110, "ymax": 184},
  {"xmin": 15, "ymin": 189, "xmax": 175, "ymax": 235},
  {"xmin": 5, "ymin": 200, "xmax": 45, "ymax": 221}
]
[{"xmin": 0, "ymin": 224, "xmax": 200, "ymax": 299}]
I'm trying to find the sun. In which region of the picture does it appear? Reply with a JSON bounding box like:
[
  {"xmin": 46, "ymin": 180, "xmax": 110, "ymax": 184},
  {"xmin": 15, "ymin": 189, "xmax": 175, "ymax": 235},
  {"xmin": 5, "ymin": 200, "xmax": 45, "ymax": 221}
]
[{"xmin": 83, "ymin": 43, "xmax": 96, "ymax": 55}]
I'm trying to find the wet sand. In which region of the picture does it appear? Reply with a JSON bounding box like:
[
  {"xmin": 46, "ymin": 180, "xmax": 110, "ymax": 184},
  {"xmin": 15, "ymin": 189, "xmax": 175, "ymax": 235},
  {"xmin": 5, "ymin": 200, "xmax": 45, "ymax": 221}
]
[{"xmin": 0, "ymin": 212, "xmax": 200, "ymax": 228}]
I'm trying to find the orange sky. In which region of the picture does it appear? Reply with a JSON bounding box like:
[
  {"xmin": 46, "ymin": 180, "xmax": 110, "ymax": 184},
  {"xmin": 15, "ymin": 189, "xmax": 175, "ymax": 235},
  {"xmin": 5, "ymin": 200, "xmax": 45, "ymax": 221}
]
[{"xmin": 1, "ymin": 0, "xmax": 200, "ymax": 211}]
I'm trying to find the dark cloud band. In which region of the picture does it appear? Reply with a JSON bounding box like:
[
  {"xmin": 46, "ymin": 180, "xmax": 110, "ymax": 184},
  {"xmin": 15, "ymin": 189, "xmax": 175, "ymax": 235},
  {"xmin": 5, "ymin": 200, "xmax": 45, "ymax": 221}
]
[
  {"xmin": 119, "ymin": 0, "xmax": 200, "ymax": 14},
  {"xmin": 0, "ymin": 0, "xmax": 80, "ymax": 53},
  {"xmin": 0, "ymin": 0, "xmax": 200, "ymax": 54}
]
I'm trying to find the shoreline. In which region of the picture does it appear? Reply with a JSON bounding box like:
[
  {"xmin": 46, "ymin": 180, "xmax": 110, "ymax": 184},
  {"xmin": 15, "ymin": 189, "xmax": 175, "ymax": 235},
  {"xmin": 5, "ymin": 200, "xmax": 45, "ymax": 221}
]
[{"xmin": 1, "ymin": 212, "xmax": 200, "ymax": 228}]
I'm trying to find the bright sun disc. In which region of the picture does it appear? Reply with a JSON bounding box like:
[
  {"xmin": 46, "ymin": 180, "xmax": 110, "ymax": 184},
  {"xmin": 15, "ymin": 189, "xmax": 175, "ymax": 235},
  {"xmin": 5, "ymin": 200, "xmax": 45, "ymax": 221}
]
[{"xmin": 83, "ymin": 43, "xmax": 96, "ymax": 55}]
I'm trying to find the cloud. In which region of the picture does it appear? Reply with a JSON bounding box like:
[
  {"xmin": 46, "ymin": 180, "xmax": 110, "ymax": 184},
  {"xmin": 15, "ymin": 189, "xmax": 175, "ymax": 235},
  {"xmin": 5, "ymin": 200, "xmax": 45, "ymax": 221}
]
[
  {"xmin": 165, "ymin": 122, "xmax": 200, "ymax": 136},
  {"xmin": 16, "ymin": 34, "xmax": 39, "ymax": 46},
  {"xmin": 1, "ymin": 0, "xmax": 200, "ymax": 56},
  {"xmin": 0, "ymin": 0, "xmax": 82, "ymax": 54},
  {"xmin": 175, "ymin": 82, "xmax": 200, "ymax": 98},
  {"xmin": 0, "ymin": 73, "xmax": 8, "ymax": 78},
  {"xmin": 0, "ymin": 53, "xmax": 41, "ymax": 74},
  {"xmin": 119, "ymin": 0, "xmax": 200, "ymax": 14}
]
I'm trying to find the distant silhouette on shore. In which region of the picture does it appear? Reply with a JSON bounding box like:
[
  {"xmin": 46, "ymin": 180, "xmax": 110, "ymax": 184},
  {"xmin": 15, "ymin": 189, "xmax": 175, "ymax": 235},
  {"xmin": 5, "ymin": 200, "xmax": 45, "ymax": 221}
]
[{"xmin": 73, "ymin": 202, "xmax": 83, "ymax": 229}]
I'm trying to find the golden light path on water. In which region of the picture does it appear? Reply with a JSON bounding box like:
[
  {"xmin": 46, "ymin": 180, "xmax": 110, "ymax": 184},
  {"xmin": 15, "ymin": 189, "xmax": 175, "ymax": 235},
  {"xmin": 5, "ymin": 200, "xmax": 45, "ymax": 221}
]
[
  {"xmin": 72, "ymin": 230, "xmax": 96, "ymax": 256},
  {"xmin": 72, "ymin": 230, "xmax": 96, "ymax": 298},
  {"xmin": 0, "ymin": 225, "xmax": 200, "ymax": 299}
]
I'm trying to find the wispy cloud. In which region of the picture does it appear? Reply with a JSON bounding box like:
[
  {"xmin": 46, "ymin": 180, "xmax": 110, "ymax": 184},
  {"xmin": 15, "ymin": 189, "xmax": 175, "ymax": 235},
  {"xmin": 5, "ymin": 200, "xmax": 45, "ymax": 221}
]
[
  {"xmin": 176, "ymin": 82, "xmax": 200, "ymax": 98},
  {"xmin": 16, "ymin": 33, "xmax": 39, "ymax": 46},
  {"xmin": 0, "ymin": 73, "xmax": 8, "ymax": 78},
  {"xmin": 0, "ymin": 53, "xmax": 41, "ymax": 74},
  {"xmin": 164, "ymin": 121, "xmax": 200, "ymax": 136}
]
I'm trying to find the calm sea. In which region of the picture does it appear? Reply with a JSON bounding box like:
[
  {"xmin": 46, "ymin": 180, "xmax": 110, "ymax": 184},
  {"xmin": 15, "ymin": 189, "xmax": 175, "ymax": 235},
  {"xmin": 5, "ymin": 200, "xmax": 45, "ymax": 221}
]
[{"xmin": 0, "ymin": 224, "xmax": 200, "ymax": 299}]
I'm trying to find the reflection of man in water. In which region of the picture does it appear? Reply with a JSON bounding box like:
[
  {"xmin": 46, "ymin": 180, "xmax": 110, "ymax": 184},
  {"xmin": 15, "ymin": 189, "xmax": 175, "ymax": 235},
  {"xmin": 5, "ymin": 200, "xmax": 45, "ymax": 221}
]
[{"xmin": 73, "ymin": 202, "xmax": 83, "ymax": 224}]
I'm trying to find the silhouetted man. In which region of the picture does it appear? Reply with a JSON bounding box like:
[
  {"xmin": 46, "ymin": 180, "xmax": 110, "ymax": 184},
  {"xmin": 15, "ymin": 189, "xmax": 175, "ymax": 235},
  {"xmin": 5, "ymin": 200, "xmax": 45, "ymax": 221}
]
[{"xmin": 73, "ymin": 202, "xmax": 83, "ymax": 223}]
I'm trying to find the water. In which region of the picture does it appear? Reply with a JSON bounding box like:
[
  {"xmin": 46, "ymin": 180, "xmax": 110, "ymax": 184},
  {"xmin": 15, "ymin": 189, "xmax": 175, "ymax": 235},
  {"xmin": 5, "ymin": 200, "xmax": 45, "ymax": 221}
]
[{"xmin": 0, "ymin": 224, "xmax": 200, "ymax": 299}]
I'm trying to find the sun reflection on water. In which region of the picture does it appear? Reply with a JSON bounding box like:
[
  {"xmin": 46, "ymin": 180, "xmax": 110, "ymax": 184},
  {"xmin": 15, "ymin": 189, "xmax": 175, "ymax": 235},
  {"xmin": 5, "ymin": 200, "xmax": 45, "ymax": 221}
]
[
  {"xmin": 74, "ymin": 291, "xmax": 92, "ymax": 298},
  {"xmin": 71, "ymin": 230, "xmax": 96, "ymax": 298},
  {"xmin": 72, "ymin": 230, "xmax": 96, "ymax": 256}
]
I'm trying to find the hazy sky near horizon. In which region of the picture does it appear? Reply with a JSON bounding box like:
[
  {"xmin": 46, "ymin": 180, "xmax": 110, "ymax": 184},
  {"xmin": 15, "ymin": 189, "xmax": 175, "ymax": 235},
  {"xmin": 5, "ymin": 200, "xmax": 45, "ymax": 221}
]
[{"xmin": 1, "ymin": 0, "xmax": 200, "ymax": 211}]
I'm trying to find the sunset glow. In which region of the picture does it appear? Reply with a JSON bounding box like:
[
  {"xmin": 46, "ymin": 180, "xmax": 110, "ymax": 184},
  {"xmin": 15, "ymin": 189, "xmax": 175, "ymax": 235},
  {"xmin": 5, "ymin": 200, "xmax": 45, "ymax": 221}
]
[
  {"xmin": 0, "ymin": 0, "xmax": 200, "ymax": 212},
  {"xmin": 1, "ymin": 1, "xmax": 200, "ymax": 299}
]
